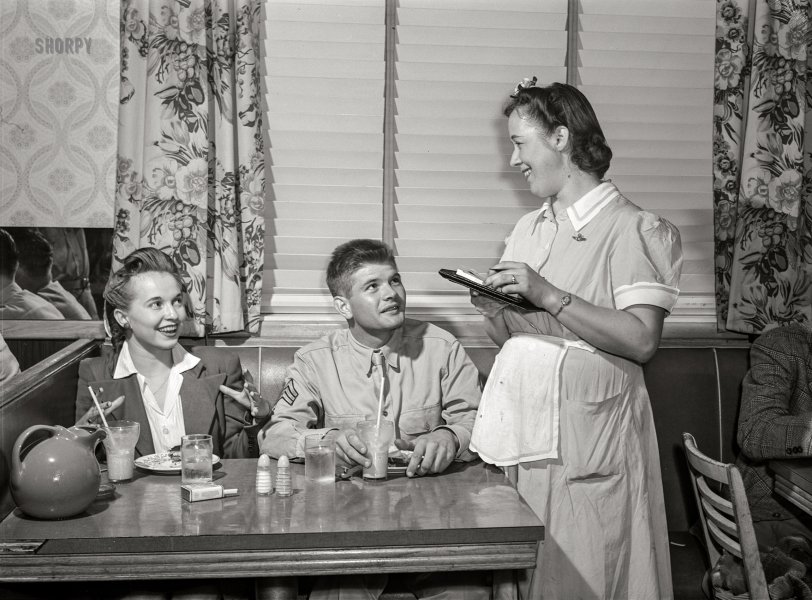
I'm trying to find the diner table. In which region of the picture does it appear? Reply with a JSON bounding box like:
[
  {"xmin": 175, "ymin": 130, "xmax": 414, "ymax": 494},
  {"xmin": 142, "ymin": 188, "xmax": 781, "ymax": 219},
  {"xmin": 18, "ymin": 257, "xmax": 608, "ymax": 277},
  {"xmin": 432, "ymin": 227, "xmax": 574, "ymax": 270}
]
[
  {"xmin": 770, "ymin": 458, "xmax": 812, "ymax": 516},
  {"xmin": 0, "ymin": 458, "xmax": 543, "ymax": 598}
]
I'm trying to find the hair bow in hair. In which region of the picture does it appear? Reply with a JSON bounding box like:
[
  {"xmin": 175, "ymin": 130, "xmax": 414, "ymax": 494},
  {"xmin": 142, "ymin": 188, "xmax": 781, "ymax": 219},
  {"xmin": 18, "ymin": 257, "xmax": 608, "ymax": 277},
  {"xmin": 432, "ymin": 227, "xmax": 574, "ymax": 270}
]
[{"xmin": 511, "ymin": 76, "xmax": 538, "ymax": 98}]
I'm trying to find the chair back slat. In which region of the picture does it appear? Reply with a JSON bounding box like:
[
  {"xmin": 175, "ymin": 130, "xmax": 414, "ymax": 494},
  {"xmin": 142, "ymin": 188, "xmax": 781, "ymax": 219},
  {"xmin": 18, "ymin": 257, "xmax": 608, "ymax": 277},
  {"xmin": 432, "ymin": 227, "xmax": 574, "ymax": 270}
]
[
  {"xmin": 700, "ymin": 495, "xmax": 740, "ymax": 541},
  {"xmin": 697, "ymin": 477, "xmax": 735, "ymax": 516},
  {"xmin": 682, "ymin": 433, "xmax": 769, "ymax": 599},
  {"xmin": 706, "ymin": 519, "xmax": 742, "ymax": 558}
]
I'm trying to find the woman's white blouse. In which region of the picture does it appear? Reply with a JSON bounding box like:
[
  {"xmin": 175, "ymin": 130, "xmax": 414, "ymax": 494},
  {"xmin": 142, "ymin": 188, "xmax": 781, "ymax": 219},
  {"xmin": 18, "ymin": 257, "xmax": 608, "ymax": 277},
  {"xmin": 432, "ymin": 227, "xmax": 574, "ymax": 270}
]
[{"xmin": 113, "ymin": 341, "xmax": 200, "ymax": 453}]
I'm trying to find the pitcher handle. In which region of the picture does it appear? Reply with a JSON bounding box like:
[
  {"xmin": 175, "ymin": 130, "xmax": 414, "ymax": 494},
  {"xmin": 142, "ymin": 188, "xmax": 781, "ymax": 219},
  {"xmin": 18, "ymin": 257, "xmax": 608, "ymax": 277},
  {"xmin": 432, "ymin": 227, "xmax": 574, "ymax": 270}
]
[{"xmin": 11, "ymin": 424, "xmax": 59, "ymax": 474}]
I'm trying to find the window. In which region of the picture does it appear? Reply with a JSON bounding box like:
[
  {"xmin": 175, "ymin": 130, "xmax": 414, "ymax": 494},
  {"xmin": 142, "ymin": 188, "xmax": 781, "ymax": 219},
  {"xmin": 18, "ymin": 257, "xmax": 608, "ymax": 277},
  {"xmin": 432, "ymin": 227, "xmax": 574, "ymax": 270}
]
[
  {"xmin": 392, "ymin": 0, "xmax": 568, "ymax": 316},
  {"xmin": 264, "ymin": 0, "xmax": 385, "ymax": 314},
  {"xmin": 575, "ymin": 0, "xmax": 716, "ymax": 324},
  {"xmin": 263, "ymin": 0, "xmax": 716, "ymax": 327}
]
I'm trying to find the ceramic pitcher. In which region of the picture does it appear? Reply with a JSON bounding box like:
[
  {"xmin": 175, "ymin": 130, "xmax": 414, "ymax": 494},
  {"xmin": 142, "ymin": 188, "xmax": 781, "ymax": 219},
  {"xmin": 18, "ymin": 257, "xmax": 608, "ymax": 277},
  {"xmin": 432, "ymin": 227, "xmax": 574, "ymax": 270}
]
[{"xmin": 10, "ymin": 424, "xmax": 106, "ymax": 519}]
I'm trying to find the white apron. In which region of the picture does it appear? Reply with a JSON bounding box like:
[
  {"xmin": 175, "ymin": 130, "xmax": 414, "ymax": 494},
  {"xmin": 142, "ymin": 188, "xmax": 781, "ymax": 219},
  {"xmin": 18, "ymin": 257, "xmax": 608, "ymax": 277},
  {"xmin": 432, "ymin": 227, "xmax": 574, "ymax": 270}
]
[{"xmin": 470, "ymin": 334, "xmax": 593, "ymax": 466}]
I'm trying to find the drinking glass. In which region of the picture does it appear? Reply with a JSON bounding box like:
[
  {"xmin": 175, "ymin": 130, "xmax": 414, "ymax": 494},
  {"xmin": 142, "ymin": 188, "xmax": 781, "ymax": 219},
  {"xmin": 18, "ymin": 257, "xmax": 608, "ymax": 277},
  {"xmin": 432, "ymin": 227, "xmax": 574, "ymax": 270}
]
[
  {"xmin": 356, "ymin": 419, "xmax": 395, "ymax": 480},
  {"xmin": 304, "ymin": 434, "xmax": 336, "ymax": 484},
  {"xmin": 102, "ymin": 420, "xmax": 140, "ymax": 482},
  {"xmin": 181, "ymin": 434, "xmax": 213, "ymax": 485}
]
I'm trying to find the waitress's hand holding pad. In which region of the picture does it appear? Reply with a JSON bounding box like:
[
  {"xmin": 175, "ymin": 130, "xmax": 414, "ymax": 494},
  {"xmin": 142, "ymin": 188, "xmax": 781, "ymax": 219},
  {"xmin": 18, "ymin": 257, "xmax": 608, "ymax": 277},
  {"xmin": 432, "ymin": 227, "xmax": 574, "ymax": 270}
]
[{"xmin": 439, "ymin": 269, "xmax": 536, "ymax": 310}]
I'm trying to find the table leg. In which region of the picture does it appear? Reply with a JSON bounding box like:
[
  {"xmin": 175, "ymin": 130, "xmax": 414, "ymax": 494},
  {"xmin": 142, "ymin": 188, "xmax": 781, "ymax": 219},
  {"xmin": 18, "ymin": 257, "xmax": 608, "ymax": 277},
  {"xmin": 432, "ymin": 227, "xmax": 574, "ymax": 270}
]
[{"xmin": 255, "ymin": 576, "xmax": 298, "ymax": 600}]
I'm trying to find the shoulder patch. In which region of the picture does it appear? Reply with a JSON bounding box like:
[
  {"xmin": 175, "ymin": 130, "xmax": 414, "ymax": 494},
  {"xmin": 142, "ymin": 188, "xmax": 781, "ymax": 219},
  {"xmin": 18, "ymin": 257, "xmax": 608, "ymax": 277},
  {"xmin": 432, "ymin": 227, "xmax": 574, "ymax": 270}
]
[{"xmin": 280, "ymin": 379, "xmax": 298, "ymax": 405}]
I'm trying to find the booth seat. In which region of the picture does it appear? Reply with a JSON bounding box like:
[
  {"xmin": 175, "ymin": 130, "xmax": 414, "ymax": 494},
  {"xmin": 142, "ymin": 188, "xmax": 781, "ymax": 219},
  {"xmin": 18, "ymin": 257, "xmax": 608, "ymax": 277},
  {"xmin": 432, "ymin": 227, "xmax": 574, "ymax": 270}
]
[{"xmin": 0, "ymin": 338, "xmax": 750, "ymax": 599}]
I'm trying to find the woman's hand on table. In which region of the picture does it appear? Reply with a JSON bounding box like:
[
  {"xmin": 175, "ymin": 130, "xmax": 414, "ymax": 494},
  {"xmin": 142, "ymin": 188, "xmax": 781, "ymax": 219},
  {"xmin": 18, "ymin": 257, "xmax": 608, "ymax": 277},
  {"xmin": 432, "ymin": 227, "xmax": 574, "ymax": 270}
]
[
  {"xmin": 75, "ymin": 395, "xmax": 125, "ymax": 427},
  {"xmin": 396, "ymin": 429, "xmax": 458, "ymax": 477},
  {"xmin": 220, "ymin": 380, "xmax": 271, "ymax": 422}
]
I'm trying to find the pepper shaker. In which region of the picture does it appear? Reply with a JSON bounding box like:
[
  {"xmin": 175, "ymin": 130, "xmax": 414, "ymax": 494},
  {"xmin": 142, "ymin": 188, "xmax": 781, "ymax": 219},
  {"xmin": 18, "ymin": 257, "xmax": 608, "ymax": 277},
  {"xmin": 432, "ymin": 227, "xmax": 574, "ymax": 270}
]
[
  {"xmin": 275, "ymin": 455, "xmax": 292, "ymax": 497},
  {"xmin": 256, "ymin": 454, "xmax": 273, "ymax": 495}
]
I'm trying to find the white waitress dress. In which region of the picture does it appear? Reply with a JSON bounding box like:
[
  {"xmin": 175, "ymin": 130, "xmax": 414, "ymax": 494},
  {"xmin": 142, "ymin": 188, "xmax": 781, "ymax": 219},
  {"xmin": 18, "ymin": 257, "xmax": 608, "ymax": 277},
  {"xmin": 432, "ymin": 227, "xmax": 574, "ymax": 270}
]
[{"xmin": 474, "ymin": 182, "xmax": 682, "ymax": 600}]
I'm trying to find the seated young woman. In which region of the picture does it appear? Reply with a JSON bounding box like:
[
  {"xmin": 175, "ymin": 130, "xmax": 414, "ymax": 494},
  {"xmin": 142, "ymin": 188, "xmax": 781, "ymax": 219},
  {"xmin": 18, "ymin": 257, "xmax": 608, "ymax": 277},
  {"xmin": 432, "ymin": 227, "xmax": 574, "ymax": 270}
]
[{"xmin": 74, "ymin": 247, "xmax": 270, "ymax": 458}]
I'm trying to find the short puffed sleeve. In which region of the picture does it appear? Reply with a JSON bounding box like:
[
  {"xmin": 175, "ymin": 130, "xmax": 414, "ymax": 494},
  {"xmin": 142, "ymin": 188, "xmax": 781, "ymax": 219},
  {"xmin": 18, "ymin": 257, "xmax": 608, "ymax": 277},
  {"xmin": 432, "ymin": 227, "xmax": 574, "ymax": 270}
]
[{"xmin": 612, "ymin": 211, "xmax": 683, "ymax": 313}]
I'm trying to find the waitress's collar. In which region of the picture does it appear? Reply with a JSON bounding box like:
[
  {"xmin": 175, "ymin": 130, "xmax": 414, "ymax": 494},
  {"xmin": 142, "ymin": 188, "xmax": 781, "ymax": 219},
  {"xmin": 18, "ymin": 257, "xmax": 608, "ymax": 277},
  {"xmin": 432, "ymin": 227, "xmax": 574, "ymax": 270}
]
[
  {"xmin": 113, "ymin": 340, "xmax": 200, "ymax": 379},
  {"xmin": 348, "ymin": 327, "xmax": 402, "ymax": 376},
  {"xmin": 532, "ymin": 181, "xmax": 619, "ymax": 232}
]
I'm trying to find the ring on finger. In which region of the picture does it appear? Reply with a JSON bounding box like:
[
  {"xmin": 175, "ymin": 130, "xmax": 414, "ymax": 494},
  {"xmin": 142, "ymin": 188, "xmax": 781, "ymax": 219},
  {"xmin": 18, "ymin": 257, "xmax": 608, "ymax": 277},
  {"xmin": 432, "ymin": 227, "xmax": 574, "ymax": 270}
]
[{"xmin": 511, "ymin": 274, "xmax": 517, "ymax": 285}]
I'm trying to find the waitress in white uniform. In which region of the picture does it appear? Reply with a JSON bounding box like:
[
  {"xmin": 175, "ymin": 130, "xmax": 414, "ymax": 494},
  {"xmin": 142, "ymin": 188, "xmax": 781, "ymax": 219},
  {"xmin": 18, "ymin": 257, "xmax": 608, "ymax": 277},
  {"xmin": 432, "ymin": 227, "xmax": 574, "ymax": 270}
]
[{"xmin": 469, "ymin": 78, "xmax": 683, "ymax": 600}]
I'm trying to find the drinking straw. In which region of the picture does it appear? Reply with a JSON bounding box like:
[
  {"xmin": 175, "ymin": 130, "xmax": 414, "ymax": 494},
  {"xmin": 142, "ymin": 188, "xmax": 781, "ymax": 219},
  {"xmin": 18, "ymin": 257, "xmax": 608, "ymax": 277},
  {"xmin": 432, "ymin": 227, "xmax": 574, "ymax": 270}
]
[
  {"xmin": 375, "ymin": 374, "xmax": 385, "ymax": 430},
  {"xmin": 88, "ymin": 385, "xmax": 109, "ymax": 428},
  {"xmin": 373, "ymin": 352, "xmax": 385, "ymax": 430}
]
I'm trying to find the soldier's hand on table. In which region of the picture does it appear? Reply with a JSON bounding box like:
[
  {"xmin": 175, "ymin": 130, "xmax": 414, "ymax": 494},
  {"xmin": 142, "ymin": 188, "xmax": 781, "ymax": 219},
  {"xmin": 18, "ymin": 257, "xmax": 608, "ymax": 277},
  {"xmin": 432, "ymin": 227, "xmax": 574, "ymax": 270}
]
[
  {"xmin": 333, "ymin": 428, "xmax": 370, "ymax": 468},
  {"xmin": 75, "ymin": 395, "xmax": 124, "ymax": 427},
  {"xmin": 399, "ymin": 429, "xmax": 458, "ymax": 477}
]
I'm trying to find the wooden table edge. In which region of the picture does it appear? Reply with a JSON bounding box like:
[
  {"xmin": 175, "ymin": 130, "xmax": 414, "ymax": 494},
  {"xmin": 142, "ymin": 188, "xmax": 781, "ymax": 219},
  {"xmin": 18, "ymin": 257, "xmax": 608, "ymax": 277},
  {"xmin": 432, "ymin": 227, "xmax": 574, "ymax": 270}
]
[{"xmin": 0, "ymin": 541, "xmax": 540, "ymax": 581}]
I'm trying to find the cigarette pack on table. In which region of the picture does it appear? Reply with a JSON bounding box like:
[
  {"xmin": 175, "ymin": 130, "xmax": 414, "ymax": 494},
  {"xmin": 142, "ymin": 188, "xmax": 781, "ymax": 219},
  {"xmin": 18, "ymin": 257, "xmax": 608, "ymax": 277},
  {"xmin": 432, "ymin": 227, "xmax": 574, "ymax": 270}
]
[{"xmin": 181, "ymin": 483, "xmax": 239, "ymax": 502}]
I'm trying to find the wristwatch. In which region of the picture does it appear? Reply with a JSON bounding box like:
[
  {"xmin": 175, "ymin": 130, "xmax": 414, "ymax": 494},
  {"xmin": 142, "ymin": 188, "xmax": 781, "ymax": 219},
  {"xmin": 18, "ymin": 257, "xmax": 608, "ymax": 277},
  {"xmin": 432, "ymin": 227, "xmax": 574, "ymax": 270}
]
[{"xmin": 551, "ymin": 293, "xmax": 571, "ymax": 317}]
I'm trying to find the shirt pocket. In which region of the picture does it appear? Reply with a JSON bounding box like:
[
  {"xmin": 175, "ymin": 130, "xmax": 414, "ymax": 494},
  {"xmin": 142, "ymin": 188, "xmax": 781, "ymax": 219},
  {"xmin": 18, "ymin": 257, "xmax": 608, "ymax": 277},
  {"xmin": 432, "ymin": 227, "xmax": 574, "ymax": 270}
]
[
  {"xmin": 324, "ymin": 412, "xmax": 367, "ymax": 431},
  {"xmin": 398, "ymin": 403, "xmax": 442, "ymax": 439}
]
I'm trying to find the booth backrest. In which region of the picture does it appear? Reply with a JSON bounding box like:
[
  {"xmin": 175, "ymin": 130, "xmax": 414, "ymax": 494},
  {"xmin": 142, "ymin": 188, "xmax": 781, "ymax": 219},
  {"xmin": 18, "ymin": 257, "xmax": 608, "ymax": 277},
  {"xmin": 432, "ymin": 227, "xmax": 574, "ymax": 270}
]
[
  {"xmin": 0, "ymin": 340, "xmax": 99, "ymax": 521},
  {"xmin": 645, "ymin": 347, "xmax": 750, "ymax": 530}
]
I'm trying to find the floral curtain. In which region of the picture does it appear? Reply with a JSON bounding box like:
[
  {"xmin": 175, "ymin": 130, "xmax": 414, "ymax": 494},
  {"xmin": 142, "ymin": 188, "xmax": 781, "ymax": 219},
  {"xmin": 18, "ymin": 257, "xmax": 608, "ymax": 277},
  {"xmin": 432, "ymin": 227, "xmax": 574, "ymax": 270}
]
[
  {"xmin": 714, "ymin": 0, "xmax": 812, "ymax": 334},
  {"xmin": 115, "ymin": 0, "xmax": 265, "ymax": 335}
]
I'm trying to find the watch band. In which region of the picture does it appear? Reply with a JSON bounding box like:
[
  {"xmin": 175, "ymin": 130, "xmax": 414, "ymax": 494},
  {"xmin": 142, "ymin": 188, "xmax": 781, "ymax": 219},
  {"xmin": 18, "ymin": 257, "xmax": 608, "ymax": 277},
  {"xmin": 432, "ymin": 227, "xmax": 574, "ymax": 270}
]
[{"xmin": 551, "ymin": 293, "xmax": 571, "ymax": 317}]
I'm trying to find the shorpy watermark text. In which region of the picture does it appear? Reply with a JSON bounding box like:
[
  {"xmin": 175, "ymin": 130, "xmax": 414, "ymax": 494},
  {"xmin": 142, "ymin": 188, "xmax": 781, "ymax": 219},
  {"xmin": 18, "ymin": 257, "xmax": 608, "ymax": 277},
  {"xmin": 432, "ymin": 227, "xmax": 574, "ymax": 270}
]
[{"xmin": 35, "ymin": 37, "xmax": 93, "ymax": 55}]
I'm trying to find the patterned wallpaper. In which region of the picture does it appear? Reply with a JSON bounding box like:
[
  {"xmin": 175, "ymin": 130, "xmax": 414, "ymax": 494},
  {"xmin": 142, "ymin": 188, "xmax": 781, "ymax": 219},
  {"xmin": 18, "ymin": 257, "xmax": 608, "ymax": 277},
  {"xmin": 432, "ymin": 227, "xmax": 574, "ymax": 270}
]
[{"xmin": 0, "ymin": 0, "xmax": 120, "ymax": 227}]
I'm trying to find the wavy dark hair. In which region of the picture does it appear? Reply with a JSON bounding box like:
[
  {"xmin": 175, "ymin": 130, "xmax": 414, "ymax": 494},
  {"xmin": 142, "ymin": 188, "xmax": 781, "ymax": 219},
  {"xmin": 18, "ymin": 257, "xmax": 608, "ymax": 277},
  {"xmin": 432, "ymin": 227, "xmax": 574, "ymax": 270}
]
[
  {"xmin": 503, "ymin": 81, "xmax": 612, "ymax": 179},
  {"xmin": 103, "ymin": 248, "xmax": 186, "ymax": 351},
  {"xmin": 326, "ymin": 239, "xmax": 397, "ymax": 298}
]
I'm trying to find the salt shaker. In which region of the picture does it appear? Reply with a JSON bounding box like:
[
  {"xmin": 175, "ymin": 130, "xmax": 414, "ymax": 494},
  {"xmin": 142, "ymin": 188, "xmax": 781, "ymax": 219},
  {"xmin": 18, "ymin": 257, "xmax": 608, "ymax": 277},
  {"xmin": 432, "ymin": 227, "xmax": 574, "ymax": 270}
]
[
  {"xmin": 275, "ymin": 454, "xmax": 292, "ymax": 497},
  {"xmin": 256, "ymin": 454, "xmax": 273, "ymax": 495}
]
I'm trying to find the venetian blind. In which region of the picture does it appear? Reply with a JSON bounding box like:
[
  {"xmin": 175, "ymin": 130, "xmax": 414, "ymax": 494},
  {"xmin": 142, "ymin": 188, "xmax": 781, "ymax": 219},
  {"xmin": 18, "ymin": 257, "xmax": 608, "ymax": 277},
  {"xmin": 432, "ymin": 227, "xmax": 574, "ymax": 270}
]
[
  {"xmin": 575, "ymin": 0, "xmax": 716, "ymax": 320},
  {"xmin": 263, "ymin": 0, "xmax": 386, "ymax": 312},
  {"xmin": 392, "ymin": 0, "xmax": 569, "ymax": 314}
]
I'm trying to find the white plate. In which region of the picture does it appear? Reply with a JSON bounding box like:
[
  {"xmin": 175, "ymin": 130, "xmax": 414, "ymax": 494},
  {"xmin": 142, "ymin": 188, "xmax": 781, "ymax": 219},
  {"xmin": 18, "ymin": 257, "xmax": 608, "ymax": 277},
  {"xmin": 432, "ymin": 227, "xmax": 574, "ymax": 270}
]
[{"xmin": 134, "ymin": 452, "xmax": 221, "ymax": 474}]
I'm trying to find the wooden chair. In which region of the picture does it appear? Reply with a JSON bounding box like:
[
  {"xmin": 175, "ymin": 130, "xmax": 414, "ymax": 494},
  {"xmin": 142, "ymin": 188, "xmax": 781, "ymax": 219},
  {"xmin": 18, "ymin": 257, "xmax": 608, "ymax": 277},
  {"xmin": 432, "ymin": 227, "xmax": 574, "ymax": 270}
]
[{"xmin": 682, "ymin": 432, "xmax": 768, "ymax": 599}]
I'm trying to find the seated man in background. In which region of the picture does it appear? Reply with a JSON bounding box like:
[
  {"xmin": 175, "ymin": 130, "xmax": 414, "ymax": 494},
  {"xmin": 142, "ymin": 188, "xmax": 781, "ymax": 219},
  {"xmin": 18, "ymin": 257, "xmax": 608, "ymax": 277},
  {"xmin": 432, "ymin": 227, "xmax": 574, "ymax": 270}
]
[
  {"xmin": 262, "ymin": 238, "xmax": 485, "ymax": 600},
  {"xmin": 40, "ymin": 227, "xmax": 99, "ymax": 319},
  {"xmin": 8, "ymin": 228, "xmax": 92, "ymax": 320},
  {"xmin": 736, "ymin": 320, "xmax": 812, "ymax": 548},
  {"xmin": 0, "ymin": 229, "xmax": 63, "ymax": 320},
  {"xmin": 0, "ymin": 332, "xmax": 21, "ymax": 383}
]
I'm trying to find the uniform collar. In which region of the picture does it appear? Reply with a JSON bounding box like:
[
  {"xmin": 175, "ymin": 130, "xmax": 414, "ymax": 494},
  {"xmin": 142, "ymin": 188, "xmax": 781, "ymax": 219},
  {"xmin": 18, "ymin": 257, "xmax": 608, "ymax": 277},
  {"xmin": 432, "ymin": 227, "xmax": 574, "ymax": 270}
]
[
  {"xmin": 113, "ymin": 340, "xmax": 200, "ymax": 379},
  {"xmin": 531, "ymin": 181, "xmax": 618, "ymax": 233},
  {"xmin": 567, "ymin": 181, "xmax": 619, "ymax": 231},
  {"xmin": 348, "ymin": 327, "xmax": 403, "ymax": 375}
]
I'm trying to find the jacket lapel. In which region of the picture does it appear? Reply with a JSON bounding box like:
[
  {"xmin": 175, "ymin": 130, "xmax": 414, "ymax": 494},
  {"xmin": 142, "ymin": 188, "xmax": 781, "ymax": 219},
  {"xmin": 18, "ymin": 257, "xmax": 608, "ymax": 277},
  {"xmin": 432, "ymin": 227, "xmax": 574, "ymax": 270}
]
[
  {"xmin": 85, "ymin": 375, "xmax": 153, "ymax": 457},
  {"xmin": 180, "ymin": 363, "xmax": 226, "ymax": 437}
]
